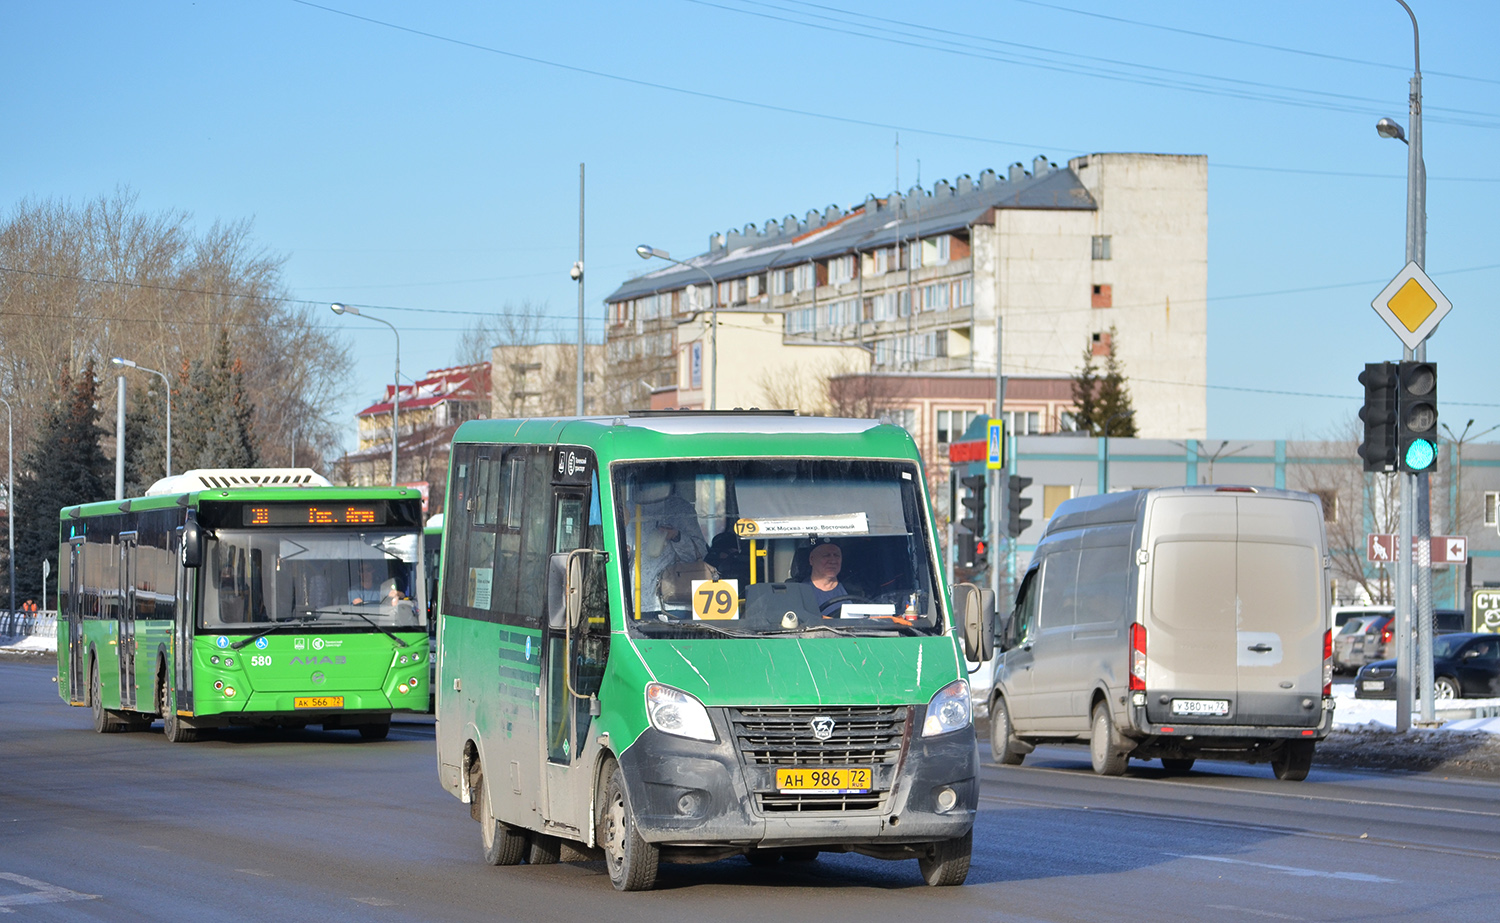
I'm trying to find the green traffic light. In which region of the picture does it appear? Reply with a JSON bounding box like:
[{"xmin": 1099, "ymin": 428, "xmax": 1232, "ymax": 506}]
[{"xmin": 1404, "ymin": 438, "xmax": 1436, "ymax": 471}]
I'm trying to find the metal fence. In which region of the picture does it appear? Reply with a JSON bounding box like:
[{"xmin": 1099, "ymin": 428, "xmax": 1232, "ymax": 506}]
[{"xmin": 0, "ymin": 610, "xmax": 57, "ymax": 639}]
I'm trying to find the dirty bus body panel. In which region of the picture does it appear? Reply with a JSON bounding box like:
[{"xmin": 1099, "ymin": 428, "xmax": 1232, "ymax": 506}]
[
  {"xmin": 991, "ymin": 486, "xmax": 1332, "ymax": 780},
  {"xmin": 56, "ymin": 470, "xmax": 430, "ymax": 740},
  {"xmin": 435, "ymin": 414, "xmax": 980, "ymax": 890}
]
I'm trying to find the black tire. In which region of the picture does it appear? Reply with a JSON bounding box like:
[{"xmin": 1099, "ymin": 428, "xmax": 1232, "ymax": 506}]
[
  {"xmin": 90, "ymin": 660, "xmax": 125, "ymax": 734},
  {"xmin": 159, "ymin": 678, "xmax": 198, "ymax": 743},
  {"xmin": 1089, "ymin": 703, "xmax": 1129, "ymax": 776},
  {"xmin": 782, "ymin": 847, "xmax": 819, "ymax": 862},
  {"xmin": 527, "ymin": 833, "xmax": 561, "ymax": 865},
  {"xmin": 1435, "ymin": 676, "xmax": 1462, "ymax": 701},
  {"xmin": 599, "ymin": 760, "xmax": 659, "ymax": 891},
  {"xmin": 358, "ymin": 720, "xmax": 391, "ymax": 741},
  {"xmin": 745, "ymin": 849, "xmax": 780, "ymax": 866},
  {"xmin": 1271, "ymin": 741, "xmax": 1315, "ymax": 782},
  {"xmin": 917, "ymin": 828, "xmax": 972, "ymax": 886},
  {"xmin": 1160, "ymin": 758, "xmax": 1195, "ymax": 774},
  {"xmin": 477, "ymin": 772, "xmax": 528, "ymax": 866},
  {"xmin": 989, "ymin": 696, "xmax": 1025, "ymax": 766}
]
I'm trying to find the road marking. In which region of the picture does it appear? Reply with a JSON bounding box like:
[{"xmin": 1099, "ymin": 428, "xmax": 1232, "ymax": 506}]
[
  {"xmin": 235, "ymin": 869, "xmax": 274, "ymax": 877},
  {"xmin": 983, "ymin": 759, "xmax": 1500, "ymax": 819},
  {"xmin": 1168, "ymin": 853, "xmax": 1395, "ymax": 883},
  {"xmin": 977, "ymin": 792, "xmax": 1500, "ymax": 862},
  {"xmin": 353, "ymin": 897, "xmax": 397, "ymax": 906},
  {"xmin": 0, "ymin": 873, "xmax": 100, "ymax": 913},
  {"xmin": 1207, "ymin": 904, "xmax": 1305, "ymax": 920}
]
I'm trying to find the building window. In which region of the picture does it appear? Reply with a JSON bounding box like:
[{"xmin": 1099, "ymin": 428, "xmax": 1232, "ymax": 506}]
[
  {"xmin": 748, "ymin": 274, "xmax": 762, "ymax": 299},
  {"xmin": 1486, "ymin": 491, "xmax": 1499, "ymax": 527},
  {"xmin": 922, "ymin": 282, "xmax": 950, "ymax": 312},
  {"xmin": 1043, "ymin": 485, "xmax": 1075, "ymax": 520},
  {"xmin": 1091, "ymin": 284, "xmax": 1113, "ymax": 309},
  {"xmin": 794, "ymin": 264, "xmax": 816, "ymax": 293},
  {"xmin": 872, "ymin": 247, "xmax": 892, "ymax": 275},
  {"xmin": 1310, "ymin": 488, "xmax": 1338, "ymax": 523},
  {"xmin": 956, "ymin": 277, "xmax": 973, "ymax": 307},
  {"xmin": 1005, "ymin": 410, "xmax": 1040, "ymax": 436},
  {"xmin": 937, "ymin": 410, "xmax": 978, "ymax": 445},
  {"xmin": 828, "ymin": 254, "xmax": 856, "ymax": 285},
  {"xmin": 879, "ymin": 408, "xmax": 916, "ymax": 434},
  {"xmin": 787, "ymin": 307, "xmax": 815, "ymax": 334},
  {"xmin": 1091, "ymin": 331, "xmax": 1112, "ymax": 356},
  {"xmin": 1092, "ymin": 235, "xmax": 1112, "ymax": 260},
  {"xmin": 920, "ymin": 235, "xmax": 950, "ymax": 267}
]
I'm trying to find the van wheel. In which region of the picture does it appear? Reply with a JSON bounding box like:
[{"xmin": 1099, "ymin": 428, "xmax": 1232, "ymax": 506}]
[
  {"xmin": 1160, "ymin": 758, "xmax": 1195, "ymax": 773},
  {"xmin": 1089, "ymin": 703, "xmax": 1128, "ymax": 776},
  {"xmin": 90, "ymin": 661, "xmax": 125, "ymax": 734},
  {"xmin": 159, "ymin": 679, "xmax": 198, "ymax": 743},
  {"xmin": 599, "ymin": 760, "xmax": 658, "ymax": 891},
  {"xmin": 917, "ymin": 829, "xmax": 972, "ymax": 886},
  {"xmin": 477, "ymin": 771, "xmax": 528, "ymax": 866},
  {"xmin": 1435, "ymin": 676, "xmax": 1461, "ymax": 700},
  {"xmin": 990, "ymin": 697, "xmax": 1025, "ymax": 766},
  {"xmin": 1271, "ymin": 741, "xmax": 1315, "ymax": 782},
  {"xmin": 527, "ymin": 833, "xmax": 561, "ymax": 865}
]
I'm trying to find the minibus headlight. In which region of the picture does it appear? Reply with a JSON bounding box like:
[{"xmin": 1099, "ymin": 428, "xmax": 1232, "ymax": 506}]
[
  {"xmin": 645, "ymin": 683, "xmax": 715, "ymax": 742},
  {"xmin": 921, "ymin": 679, "xmax": 972, "ymax": 737}
]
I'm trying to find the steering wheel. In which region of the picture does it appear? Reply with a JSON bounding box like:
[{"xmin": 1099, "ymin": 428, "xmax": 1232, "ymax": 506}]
[{"xmin": 819, "ymin": 593, "xmax": 872, "ymax": 613}]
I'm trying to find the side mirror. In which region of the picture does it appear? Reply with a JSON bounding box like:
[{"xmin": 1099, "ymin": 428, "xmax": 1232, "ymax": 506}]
[
  {"xmin": 954, "ymin": 582, "xmax": 984, "ymax": 662},
  {"xmin": 978, "ymin": 587, "xmax": 996, "ymax": 662},
  {"xmin": 546, "ymin": 553, "xmax": 568, "ymax": 629},
  {"xmin": 180, "ymin": 519, "xmax": 203, "ymax": 568},
  {"xmin": 565, "ymin": 549, "xmax": 588, "ymax": 629}
]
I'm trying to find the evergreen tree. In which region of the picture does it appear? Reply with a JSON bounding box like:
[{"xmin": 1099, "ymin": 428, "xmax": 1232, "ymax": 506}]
[
  {"xmin": 13, "ymin": 359, "xmax": 111, "ymax": 604},
  {"xmin": 122, "ymin": 385, "xmax": 168, "ymax": 497},
  {"xmin": 178, "ymin": 330, "xmax": 259, "ymax": 470},
  {"xmin": 1069, "ymin": 326, "xmax": 1137, "ymax": 437}
]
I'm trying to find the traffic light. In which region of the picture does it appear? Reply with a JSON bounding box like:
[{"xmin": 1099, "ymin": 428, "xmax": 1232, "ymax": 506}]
[
  {"xmin": 1007, "ymin": 475, "xmax": 1033, "ymax": 537},
  {"xmin": 958, "ymin": 473, "xmax": 987, "ymax": 541},
  {"xmin": 1357, "ymin": 362, "xmax": 1398, "ymax": 473},
  {"xmin": 1396, "ymin": 360, "xmax": 1437, "ymax": 473}
]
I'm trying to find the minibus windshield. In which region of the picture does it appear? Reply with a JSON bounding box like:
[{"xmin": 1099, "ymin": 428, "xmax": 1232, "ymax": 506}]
[{"xmin": 615, "ymin": 458, "xmax": 944, "ymax": 638}]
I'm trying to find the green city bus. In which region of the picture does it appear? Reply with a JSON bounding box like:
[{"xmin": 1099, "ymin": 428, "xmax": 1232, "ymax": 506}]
[
  {"xmin": 435, "ymin": 413, "xmax": 992, "ymax": 890},
  {"xmin": 56, "ymin": 469, "xmax": 431, "ymax": 742}
]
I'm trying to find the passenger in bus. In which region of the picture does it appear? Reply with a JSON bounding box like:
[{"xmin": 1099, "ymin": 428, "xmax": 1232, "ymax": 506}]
[
  {"xmin": 626, "ymin": 480, "xmax": 708, "ymax": 611},
  {"xmin": 217, "ymin": 564, "xmax": 249, "ymax": 623},
  {"xmin": 349, "ymin": 560, "xmax": 401, "ymax": 607}
]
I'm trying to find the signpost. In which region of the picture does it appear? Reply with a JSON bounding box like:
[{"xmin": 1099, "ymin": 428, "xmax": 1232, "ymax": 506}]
[
  {"xmin": 1366, "ymin": 534, "xmax": 1467, "ymax": 564},
  {"xmin": 1371, "ymin": 262, "xmax": 1452, "ymax": 351}
]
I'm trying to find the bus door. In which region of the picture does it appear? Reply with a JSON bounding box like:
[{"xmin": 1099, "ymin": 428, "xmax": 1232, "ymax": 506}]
[
  {"xmin": 64, "ymin": 537, "xmax": 85, "ymax": 704},
  {"xmin": 117, "ymin": 532, "xmax": 138, "ymax": 708},
  {"xmin": 173, "ymin": 527, "xmax": 194, "ymax": 715},
  {"xmin": 542, "ymin": 467, "xmax": 607, "ymax": 833}
]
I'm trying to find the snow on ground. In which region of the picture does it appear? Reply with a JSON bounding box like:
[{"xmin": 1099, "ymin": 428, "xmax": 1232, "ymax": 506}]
[
  {"xmin": 0, "ymin": 633, "xmax": 56, "ymax": 654},
  {"xmin": 1332, "ymin": 685, "xmax": 1500, "ymax": 733}
]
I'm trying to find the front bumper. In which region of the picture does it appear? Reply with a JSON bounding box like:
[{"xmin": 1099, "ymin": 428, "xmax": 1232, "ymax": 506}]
[{"xmin": 617, "ymin": 707, "xmax": 977, "ymax": 851}]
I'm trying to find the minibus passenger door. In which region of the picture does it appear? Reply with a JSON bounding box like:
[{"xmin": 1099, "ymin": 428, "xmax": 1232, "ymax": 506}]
[{"xmin": 118, "ymin": 533, "xmax": 138, "ymax": 708}]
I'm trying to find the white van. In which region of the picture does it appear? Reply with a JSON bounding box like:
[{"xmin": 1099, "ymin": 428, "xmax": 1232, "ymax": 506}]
[{"xmin": 988, "ymin": 486, "xmax": 1333, "ymax": 781}]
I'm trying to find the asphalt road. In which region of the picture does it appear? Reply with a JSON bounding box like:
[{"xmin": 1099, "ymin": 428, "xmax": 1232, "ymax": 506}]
[{"xmin": 4, "ymin": 655, "xmax": 1499, "ymax": 922}]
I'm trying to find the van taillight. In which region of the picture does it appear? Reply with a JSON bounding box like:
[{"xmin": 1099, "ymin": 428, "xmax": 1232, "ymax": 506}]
[
  {"xmin": 1322, "ymin": 629, "xmax": 1333, "ymax": 696},
  {"xmin": 1129, "ymin": 623, "xmax": 1147, "ymax": 692}
]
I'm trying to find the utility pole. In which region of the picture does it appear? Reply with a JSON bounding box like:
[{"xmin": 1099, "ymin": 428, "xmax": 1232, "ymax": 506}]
[{"xmin": 575, "ymin": 163, "xmax": 587, "ymax": 417}]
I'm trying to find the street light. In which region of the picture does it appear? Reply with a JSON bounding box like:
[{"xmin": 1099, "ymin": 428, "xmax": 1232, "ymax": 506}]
[
  {"xmin": 1100, "ymin": 409, "xmax": 1135, "ymax": 494},
  {"xmin": 332, "ymin": 303, "xmax": 401, "ymax": 486},
  {"xmin": 110, "ymin": 357, "xmax": 172, "ymax": 478},
  {"xmin": 636, "ymin": 244, "xmax": 719, "ymax": 410},
  {"xmin": 0, "ymin": 396, "xmax": 12, "ymax": 615}
]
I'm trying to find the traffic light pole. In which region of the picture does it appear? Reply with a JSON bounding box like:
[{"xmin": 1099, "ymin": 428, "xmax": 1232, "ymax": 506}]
[{"xmin": 993, "ymin": 314, "xmax": 1006, "ymax": 607}]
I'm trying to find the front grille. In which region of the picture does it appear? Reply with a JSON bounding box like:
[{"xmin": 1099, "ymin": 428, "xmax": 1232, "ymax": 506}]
[
  {"xmin": 730, "ymin": 705, "xmax": 909, "ymax": 766},
  {"xmin": 730, "ymin": 705, "xmax": 909, "ymax": 814}
]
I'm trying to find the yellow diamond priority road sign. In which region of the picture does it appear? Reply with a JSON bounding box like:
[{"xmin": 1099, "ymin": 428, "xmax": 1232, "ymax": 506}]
[{"xmin": 1372, "ymin": 261, "xmax": 1452, "ymax": 351}]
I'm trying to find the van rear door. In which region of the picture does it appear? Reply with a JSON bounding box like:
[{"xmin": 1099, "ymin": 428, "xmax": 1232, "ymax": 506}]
[
  {"xmin": 1144, "ymin": 496, "xmax": 1239, "ymax": 724},
  {"xmin": 1234, "ymin": 496, "xmax": 1324, "ymax": 727}
]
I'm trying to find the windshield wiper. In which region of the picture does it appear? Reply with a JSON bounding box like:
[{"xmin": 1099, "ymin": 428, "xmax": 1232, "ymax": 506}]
[
  {"xmin": 639, "ymin": 617, "xmax": 755, "ymax": 639},
  {"xmin": 229, "ymin": 619, "xmax": 316, "ymax": 650},
  {"xmin": 346, "ymin": 608, "xmax": 411, "ymax": 647}
]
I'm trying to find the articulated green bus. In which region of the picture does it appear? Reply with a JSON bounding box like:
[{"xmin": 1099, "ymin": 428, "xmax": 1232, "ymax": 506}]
[
  {"xmin": 56, "ymin": 469, "xmax": 431, "ymax": 741},
  {"xmin": 435, "ymin": 413, "xmax": 992, "ymax": 890}
]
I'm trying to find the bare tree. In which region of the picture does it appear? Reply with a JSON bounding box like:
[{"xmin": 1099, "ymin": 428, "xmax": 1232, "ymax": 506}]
[{"xmin": 1287, "ymin": 421, "xmax": 1399, "ymax": 605}]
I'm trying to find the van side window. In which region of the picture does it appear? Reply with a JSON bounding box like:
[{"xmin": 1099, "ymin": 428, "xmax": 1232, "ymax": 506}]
[{"xmin": 1012, "ymin": 568, "xmax": 1039, "ymax": 643}]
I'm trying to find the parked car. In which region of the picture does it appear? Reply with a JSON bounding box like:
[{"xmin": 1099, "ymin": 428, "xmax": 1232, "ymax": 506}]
[
  {"xmin": 1333, "ymin": 615, "xmax": 1393, "ymax": 674},
  {"xmin": 1332, "ymin": 605, "xmax": 1393, "ymax": 631},
  {"xmin": 1354, "ymin": 632, "xmax": 1500, "ymax": 700}
]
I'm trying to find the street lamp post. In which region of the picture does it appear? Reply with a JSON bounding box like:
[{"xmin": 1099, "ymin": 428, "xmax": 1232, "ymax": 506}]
[
  {"xmin": 332, "ymin": 303, "xmax": 401, "ymax": 486},
  {"xmin": 0, "ymin": 396, "xmax": 12, "ymax": 615},
  {"xmin": 1378, "ymin": 0, "xmax": 1430, "ymax": 731},
  {"xmin": 1100, "ymin": 410, "xmax": 1135, "ymax": 494},
  {"xmin": 636, "ymin": 245, "xmax": 718, "ymax": 410},
  {"xmin": 110, "ymin": 357, "xmax": 172, "ymax": 478}
]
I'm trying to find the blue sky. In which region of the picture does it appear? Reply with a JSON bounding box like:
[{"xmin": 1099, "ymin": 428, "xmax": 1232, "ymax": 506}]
[{"xmin": 3, "ymin": 1, "xmax": 1497, "ymax": 448}]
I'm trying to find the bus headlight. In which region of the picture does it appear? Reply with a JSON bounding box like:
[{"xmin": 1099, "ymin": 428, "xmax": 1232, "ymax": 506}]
[
  {"xmin": 645, "ymin": 683, "xmax": 715, "ymax": 742},
  {"xmin": 921, "ymin": 679, "xmax": 971, "ymax": 737}
]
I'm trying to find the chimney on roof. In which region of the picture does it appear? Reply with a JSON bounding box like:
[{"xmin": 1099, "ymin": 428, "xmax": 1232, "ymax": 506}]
[
  {"xmin": 978, "ymin": 169, "xmax": 998, "ymax": 188},
  {"xmin": 710, "ymin": 232, "xmax": 724, "ymax": 252},
  {"xmin": 782, "ymin": 215, "xmax": 798, "ymax": 235},
  {"xmin": 864, "ymin": 193, "xmax": 879, "ymax": 212},
  {"xmin": 1033, "ymin": 156, "xmax": 1052, "ymax": 176},
  {"xmin": 805, "ymin": 209, "xmax": 823, "ymax": 229},
  {"xmin": 1008, "ymin": 162, "xmax": 1028, "ymax": 182},
  {"xmin": 823, "ymin": 204, "xmax": 841, "ymax": 222},
  {"xmin": 934, "ymin": 179, "xmax": 952, "ymax": 198},
  {"xmin": 955, "ymin": 174, "xmax": 973, "ymax": 195},
  {"xmin": 725, "ymin": 227, "xmax": 743, "ymax": 249}
]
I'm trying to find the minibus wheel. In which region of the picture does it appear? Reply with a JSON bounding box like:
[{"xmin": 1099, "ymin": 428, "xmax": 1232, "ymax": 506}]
[
  {"xmin": 477, "ymin": 770, "xmax": 528, "ymax": 866},
  {"xmin": 917, "ymin": 829, "xmax": 972, "ymax": 886},
  {"xmin": 599, "ymin": 759, "xmax": 658, "ymax": 891}
]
